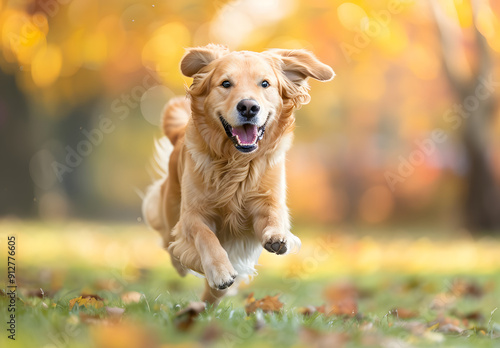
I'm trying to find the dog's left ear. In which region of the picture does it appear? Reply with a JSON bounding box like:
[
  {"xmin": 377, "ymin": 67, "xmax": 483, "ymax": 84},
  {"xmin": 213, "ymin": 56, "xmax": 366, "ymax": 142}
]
[
  {"xmin": 265, "ymin": 49, "xmax": 334, "ymax": 107},
  {"xmin": 267, "ymin": 49, "xmax": 335, "ymax": 85}
]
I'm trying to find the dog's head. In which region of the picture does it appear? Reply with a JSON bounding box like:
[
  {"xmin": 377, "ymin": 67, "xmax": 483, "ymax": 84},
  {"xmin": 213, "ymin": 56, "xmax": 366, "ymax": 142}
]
[{"xmin": 181, "ymin": 44, "xmax": 334, "ymax": 154}]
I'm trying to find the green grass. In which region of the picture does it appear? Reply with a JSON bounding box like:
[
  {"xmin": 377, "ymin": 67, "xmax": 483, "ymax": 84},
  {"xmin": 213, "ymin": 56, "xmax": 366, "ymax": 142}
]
[{"xmin": 1, "ymin": 221, "xmax": 500, "ymax": 347}]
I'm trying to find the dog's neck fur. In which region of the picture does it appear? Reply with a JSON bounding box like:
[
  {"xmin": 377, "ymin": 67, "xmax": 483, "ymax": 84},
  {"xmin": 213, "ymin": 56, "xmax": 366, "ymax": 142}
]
[{"xmin": 183, "ymin": 97, "xmax": 295, "ymax": 224}]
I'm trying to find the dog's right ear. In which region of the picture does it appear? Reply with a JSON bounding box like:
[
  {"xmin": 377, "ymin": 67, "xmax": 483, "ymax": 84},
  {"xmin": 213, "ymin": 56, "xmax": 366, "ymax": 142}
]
[{"xmin": 180, "ymin": 44, "xmax": 230, "ymax": 77}]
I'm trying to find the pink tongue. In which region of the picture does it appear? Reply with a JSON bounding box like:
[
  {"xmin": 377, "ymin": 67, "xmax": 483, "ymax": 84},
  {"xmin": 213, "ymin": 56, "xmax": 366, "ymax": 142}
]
[{"xmin": 232, "ymin": 124, "xmax": 258, "ymax": 145}]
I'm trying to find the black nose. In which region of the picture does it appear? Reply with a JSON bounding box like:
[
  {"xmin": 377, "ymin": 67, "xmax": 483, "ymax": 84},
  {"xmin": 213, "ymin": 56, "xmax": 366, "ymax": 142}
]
[{"xmin": 237, "ymin": 99, "xmax": 260, "ymax": 119}]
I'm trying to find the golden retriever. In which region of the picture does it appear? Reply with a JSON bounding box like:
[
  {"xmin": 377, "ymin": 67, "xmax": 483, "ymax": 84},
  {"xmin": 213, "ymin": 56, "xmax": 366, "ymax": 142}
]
[{"xmin": 143, "ymin": 44, "xmax": 334, "ymax": 304}]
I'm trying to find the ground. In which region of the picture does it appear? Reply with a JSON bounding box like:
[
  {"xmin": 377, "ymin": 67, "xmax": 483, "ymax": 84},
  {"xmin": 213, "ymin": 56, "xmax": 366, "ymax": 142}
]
[{"xmin": 1, "ymin": 221, "xmax": 500, "ymax": 348}]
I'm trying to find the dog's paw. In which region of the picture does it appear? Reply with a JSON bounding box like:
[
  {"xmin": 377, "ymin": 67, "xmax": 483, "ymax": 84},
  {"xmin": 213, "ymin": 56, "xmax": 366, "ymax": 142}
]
[
  {"xmin": 262, "ymin": 228, "xmax": 301, "ymax": 255},
  {"xmin": 264, "ymin": 238, "xmax": 287, "ymax": 255},
  {"xmin": 205, "ymin": 263, "xmax": 238, "ymax": 290}
]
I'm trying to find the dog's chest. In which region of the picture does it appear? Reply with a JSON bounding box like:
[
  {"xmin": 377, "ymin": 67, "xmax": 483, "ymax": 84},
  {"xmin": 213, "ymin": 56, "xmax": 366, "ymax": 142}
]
[
  {"xmin": 210, "ymin": 184, "xmax": 258, "ymax": 235},
  {"xmin": 207, "ymin": 168, "xmax": 263, "ymax": 235}
]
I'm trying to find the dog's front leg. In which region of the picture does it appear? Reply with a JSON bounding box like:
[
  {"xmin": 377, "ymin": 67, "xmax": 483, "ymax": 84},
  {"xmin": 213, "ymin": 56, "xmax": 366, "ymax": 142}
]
[
  {"xmin": 170, "ymin": 216, "xmax": 238, "ymax": 290},
  {"xmin": 252, "ymin": 165, "xmax": 301, "ymax": 255}
]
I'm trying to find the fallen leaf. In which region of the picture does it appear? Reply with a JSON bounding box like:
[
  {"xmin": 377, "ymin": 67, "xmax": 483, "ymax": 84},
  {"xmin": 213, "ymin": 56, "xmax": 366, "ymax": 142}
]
[
  {"xmin": 450, "ymin": 309, "xmax": 484, "ymax": 324},
  {"xmin": 449, "ymin": 279, "xmax": 483, "ymax": 298},
  {"xmin": 69, "ymin": 295, "xmax": 104, "ymax": 310},
  {"xmin": 81, "ymin": 293, "xmax": 104, "ymax": 301},
  {"xmin": 245, "ymin": 293, "xmax": 283, "ymax": 315},
  {"xmin": 464, "ymin": 311, "xmax": 484, "ymax": 322},
  {"xmin": 428, "ymin": 316, "xmax": 466, "ymax": 334},
  {"xmin": 391, "ymin": 307, "xmax": 419, "ymax": 319},
  {"xmin": 327, "ymin": 298, "xmax": 358, "ymax": 317},
  {"xmin": 436, "ymin": 323, "xmax": 465, "ymax": 334},
  {"xmin": 121, "ymin": 291, "xmax": 142, "ymax": 304},
  {"xmin": 175, "ymin": 301, "xmax": 206, "ymax": 331},
  {"xmin": 323, "ymin": 282, "xmax": 359, "ymax": 317}
]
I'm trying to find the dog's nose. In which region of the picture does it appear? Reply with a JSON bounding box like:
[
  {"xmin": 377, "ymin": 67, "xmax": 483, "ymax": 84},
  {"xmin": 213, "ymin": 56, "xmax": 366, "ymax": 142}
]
[{"xmin": 237, "ymin": 99, "xmax": 260, "ymax": 119}]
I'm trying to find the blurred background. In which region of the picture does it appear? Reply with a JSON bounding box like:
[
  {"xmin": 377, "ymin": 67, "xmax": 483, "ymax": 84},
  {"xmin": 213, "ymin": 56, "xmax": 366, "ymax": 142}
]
[{"xmin": 1, "ymin": 0, "xmax": 500, "ymax": 234}]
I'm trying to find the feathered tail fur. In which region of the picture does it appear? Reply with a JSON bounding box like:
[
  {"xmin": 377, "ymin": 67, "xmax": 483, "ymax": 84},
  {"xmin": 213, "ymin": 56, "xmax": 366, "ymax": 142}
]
[
  {"xmin": 142, "ymin": 97, "xmax": 190, "ymax": 231},
  {"xmin": 161, "ymin": 96, "xmax": 191, "ymax": 146}
]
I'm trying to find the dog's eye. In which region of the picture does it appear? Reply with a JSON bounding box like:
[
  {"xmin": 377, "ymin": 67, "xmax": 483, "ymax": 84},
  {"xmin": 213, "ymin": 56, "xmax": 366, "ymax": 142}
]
[
  {"xmin": 221, "ymin": 80, "xmax": 231, "ymax": 88},
  {"xmin": 261, "ymin": 80, "xmax": 270, "ymax": 88}
]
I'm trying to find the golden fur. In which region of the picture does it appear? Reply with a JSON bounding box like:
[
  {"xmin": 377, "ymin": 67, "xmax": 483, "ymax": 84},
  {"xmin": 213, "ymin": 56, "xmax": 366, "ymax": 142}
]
[{"xmin": 143, "ymin": 44, "xmax": 334, "ymax": 304}]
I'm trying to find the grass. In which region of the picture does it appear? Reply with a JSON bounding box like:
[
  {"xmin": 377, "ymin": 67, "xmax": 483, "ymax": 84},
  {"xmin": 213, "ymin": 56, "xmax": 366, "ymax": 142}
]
[{"xmin": 1, "ymin": 220, "xmax": 500, "ymax": 347}]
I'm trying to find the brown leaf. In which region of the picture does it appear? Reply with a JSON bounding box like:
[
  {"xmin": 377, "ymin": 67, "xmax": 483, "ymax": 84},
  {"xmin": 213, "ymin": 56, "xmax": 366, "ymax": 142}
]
[
  {"xmin": 69, "ymin": 295, "xmax": 104, "ymax": 310},
  {"xmin": 327, "ymin": 298, "xmax": 358, "ymax": 317},
  {"xmin": 81, "ymin": 293, "xmax": 104, "ymax": 301},
  {"xmin": 437, "ymin": 323, "xmax": 465, "ymax": 334},
  {"xmin": 245, "ymin": 293, "xmax": 283, "ymax": 315},
  {"xmin": 323, "ymin": 282, "xmax": 359, "ymax": 317},
  {"xmin": 450, "ymin": 309, "xmax": 484, "ymax": 324},
  {"xmin": 174, "ymin": 301, "xmax": 207, "ymax": 331},
  {"xmin": 464, "ymin": 311, "xmax": 484, "ymax": 322},
  {"xmin": 429, "ymin": 316, "xmax": 466, "ymax": 334},
  {"xmin": 392, "ymin": 307, "xmax": 419, "ymax": 319},
  {"xmin": 449, "ymin": 279, "xmax": 483, "ymax": 298},
  {"xmin": 121, "ymin": 291, "xmax": 142, "ymax": 304}
]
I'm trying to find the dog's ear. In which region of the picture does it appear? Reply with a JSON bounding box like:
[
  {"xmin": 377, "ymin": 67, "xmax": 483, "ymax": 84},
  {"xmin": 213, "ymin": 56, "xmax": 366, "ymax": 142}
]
[
  {"xmin": 266, "ymin": 49, "xmax": 334, "ymax": 107},
  {"xmin": 180, "ymin": 44, "xmax": 230, "ymax": 77},
  {"xmin": 267, "ymin": 49, "xmax": 334, "ymax": 85}
]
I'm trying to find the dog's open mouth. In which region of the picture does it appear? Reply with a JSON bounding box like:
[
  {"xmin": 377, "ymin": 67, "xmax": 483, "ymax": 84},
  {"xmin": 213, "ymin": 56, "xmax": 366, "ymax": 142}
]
[{"xmin": 219, "ymin": 116, "xmax": 268, "ymax": 153}]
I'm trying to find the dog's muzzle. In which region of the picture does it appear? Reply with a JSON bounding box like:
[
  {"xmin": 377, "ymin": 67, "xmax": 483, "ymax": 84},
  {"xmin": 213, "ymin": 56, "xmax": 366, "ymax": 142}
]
[{"xmin": 219, "ymin": 116, "xmax": 268, "ymax": 153}]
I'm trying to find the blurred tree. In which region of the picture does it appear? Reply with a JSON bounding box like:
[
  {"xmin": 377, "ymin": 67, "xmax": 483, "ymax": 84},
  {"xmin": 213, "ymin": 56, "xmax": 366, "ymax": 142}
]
[
  {"xmin": 430, "ymin": 0, "xmax": 500, "ymax": 231},
  {"xmin": 0, "ymin": 70, "xmax": 35, "ymax": 217}
]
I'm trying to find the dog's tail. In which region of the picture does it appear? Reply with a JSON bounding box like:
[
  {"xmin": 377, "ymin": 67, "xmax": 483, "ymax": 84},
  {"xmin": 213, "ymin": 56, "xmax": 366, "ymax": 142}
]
[
  {"xmin": 142, "ymin": 96, "xmax": 189, "ymax": 231},
  {"xmin": 142, "ymin": 136, "xmax": 173, "ymax": 231},
  {"xmin": 162, "ymin": 96, "xmax": 190, "ymax": 146}
]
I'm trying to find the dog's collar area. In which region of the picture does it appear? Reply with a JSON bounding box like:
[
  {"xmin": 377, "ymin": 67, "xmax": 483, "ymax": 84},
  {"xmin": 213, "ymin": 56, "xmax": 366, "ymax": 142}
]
[{"xmin": 219, "ymin": 115, "xmax": 268, "ymax": 153}]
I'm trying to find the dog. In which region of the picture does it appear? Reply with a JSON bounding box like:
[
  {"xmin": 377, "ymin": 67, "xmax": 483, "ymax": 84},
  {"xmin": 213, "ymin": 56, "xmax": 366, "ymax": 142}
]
[{"xmin": 143, "ymin": 44, "xmax": 334, "ymax": 304}]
